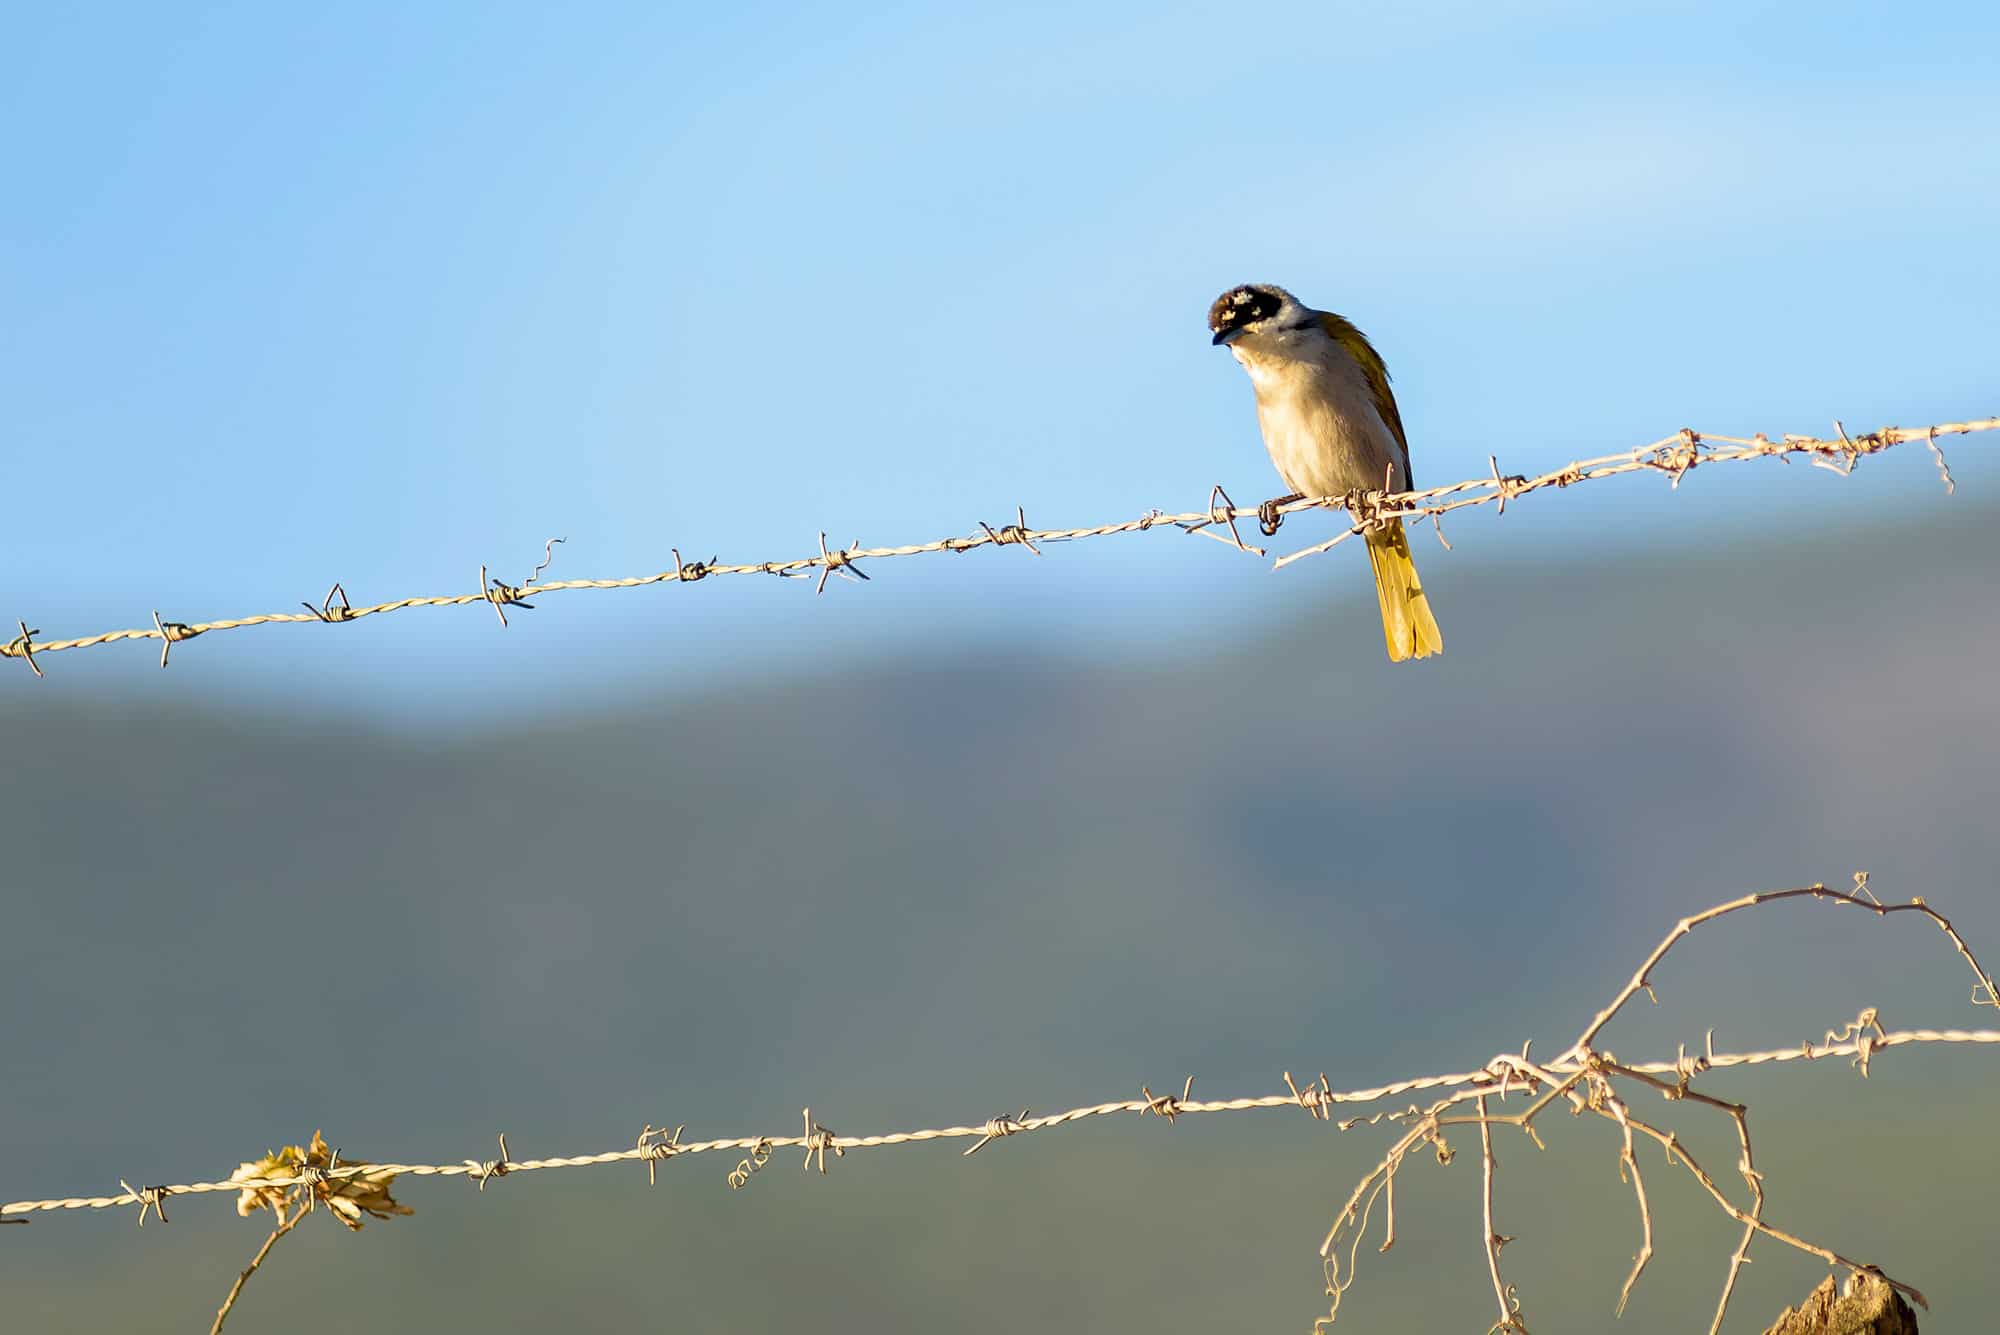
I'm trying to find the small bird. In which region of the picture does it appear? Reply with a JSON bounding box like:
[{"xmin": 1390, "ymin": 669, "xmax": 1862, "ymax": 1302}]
[{"xmin": 1209, "ymin": 283, "xmax": 1443, "ymax": 662}]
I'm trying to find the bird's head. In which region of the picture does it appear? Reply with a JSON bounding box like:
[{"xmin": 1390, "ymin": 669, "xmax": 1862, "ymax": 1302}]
[{"xmin": 1208, "ymin": 283, "xmax": 1306, "ymax": 346}]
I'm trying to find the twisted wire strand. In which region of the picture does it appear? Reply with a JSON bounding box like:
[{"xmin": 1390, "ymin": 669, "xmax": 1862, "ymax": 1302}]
[
  {"xmin": 7, "ymin": 1027, "xmax": 1994, "ymax": 1219},
  {"xmin": 3, "ymin": 417, "xmax": 1990, "ymax": 671}
]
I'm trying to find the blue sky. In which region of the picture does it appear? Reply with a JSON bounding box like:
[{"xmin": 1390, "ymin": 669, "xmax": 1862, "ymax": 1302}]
[{"xmin": 5, "ymin": 1, "xmax": 1996, "ymax": 712}]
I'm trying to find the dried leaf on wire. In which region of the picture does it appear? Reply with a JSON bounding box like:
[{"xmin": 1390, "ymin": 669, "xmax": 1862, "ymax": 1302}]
[{"xmin": 229, "ymin": 1130, "xmax": 412, "ymax": 1231}]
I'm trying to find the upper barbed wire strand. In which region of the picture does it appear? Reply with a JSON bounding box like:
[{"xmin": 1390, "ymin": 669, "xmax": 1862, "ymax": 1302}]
[{"xmin": 3, "ymin": 418, "xmax": 1991, "ymax": 670}]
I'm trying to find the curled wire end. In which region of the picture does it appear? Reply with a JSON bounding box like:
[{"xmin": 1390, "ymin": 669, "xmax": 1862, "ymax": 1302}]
[
  {"xmin": 1924, "ymin": 426, "xmax": 1958, "ymax": 495},
  {"xmin": 727, "ymin": 1139, "xmax": 773, "ymax": 1190},
  {"xmin": 525, "ymin": 537, "xmax": 567, "ymax": 587}
]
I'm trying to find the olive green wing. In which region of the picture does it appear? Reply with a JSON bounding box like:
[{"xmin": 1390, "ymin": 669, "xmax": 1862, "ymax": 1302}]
[{"xmin": 1319, "ymin": 311, "xmax": 1412, "ymax": 489}]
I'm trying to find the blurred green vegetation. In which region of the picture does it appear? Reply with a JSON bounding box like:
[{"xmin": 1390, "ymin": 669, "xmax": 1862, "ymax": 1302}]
[{"xmin": 3, "ymin": 504, "xmax": 1997, "ymax": 1333}]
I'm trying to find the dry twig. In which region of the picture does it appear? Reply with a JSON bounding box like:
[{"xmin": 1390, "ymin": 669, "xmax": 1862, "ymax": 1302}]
[
  {"xmin": 1313, "ymin": 877, "xmax": 1993, "ymax": 1332},
  {"xmin": 2, "ymin": 878, "xmax": 1994, "ymax": 1334}
]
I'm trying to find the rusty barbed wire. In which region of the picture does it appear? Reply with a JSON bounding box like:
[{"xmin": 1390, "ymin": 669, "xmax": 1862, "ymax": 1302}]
[
  {"xmin": 4, "ymin": 878, "xmax": 1997, "ymax": 1335},
  {"xmin": 2, "ymin": 417, "xmax": 1990, "ymax": 675}
]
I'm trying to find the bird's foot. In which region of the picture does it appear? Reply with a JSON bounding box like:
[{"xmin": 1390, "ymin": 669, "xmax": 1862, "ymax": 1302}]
[
  {"xmin": 1342, "ymin": 488, "xmax": 1380, "ymax": 528},
  {"xmin": 1258, "ymin": 493, "xmax": 1302, "ymax": 536}
]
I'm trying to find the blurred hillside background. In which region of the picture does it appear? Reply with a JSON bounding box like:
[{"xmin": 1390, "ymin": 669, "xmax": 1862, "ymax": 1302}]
[{"xmin": 3, "ymin": 2, "xmax": 1997, "ymax": 1332}]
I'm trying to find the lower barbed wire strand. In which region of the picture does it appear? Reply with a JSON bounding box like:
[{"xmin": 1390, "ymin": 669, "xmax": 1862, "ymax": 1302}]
[{"xmin": 6, "ymin": 1027, "xmax": 1994, "ymax": 1218}]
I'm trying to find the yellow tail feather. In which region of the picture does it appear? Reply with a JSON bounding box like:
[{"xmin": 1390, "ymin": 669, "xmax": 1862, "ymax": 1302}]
[{"xmin": 1364, "ymin": 519, "xmax": 1443, "ymax": 663}]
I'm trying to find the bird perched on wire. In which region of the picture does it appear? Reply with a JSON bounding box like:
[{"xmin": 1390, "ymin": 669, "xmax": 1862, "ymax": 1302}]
[{"xmin": 1209, "ymin": 283, "xmax": 1443, "ymax": 663}]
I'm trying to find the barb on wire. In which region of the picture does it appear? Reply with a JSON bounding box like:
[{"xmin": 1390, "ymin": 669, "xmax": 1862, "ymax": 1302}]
[
  {"xmin": 1487, "ymin": 455, "xmax": 1528, "ymax": 515},
  {"xmin": 1285, "ymin": 1071, "xmax": 1335, "ymax": 1121},
  {"xmin": 978, "ymin": 506, "xmax": 1043, "ymax": 555},
  {"xmin": 8, "ymin": 621, "xmax": 42, "ymax": 678},
  {"xmin": 479, "ymin": 566, "xmax": 531, "ymax": 629},
  {"xmin": 466, "ymin": 1133, "xmax": 513, "ymax": 1189},
  {"xmin": 1181, "ymin": 485, "xmax": 1265, "ymax": 554},
  {"xmin": 300, "ymin": 583, "xmax": 353, "ymax": 624},
  {"xmin": 119, "ymin": 1180, "xmax": 170, "ymax": 1226},
  {"xmin": 671, "ymin": 548, "xmax": 713, "ymax": 583},
  {"xmin": 635, "ymin": 1123, "xmax": 685, "ymax": 1187},
  {"xmin": 800, "ymin": 1107, "xmax": 844, "ymax": 1173},
  {"xmin": 813, "ymin": 534, "xmax": 869, "ymax": 595},
  {"xmin": 963, "ymin": 1109, "xmax": 1031, "ymax": 1157},
  {"xmin": 3, "ymin": 878, "xmax": 1996, "ymax": 1335},
  {"xmin": 1141, "ymin": 1076, "xmax": 1196, "ymax": 1123},
  {"xmin": 150, "ymin": 610, "xmax": 197, "ymax": 669},
  {"xmin": 3, "ymin": 417, "xmax": 1990, "ymax": 675}
]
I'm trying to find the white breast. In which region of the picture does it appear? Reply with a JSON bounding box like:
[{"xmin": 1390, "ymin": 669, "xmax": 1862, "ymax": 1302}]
[{"xmin": 1231, "ymin": 335, "xmax": 1405, "ymax": 499}]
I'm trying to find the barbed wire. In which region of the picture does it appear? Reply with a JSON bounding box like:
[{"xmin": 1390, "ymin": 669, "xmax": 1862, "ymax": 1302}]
[
  {"xmin": 4, "ymin": 876, "xmax": 1996, "ymax": 1335},
  {"xmin": 3, "ymin": 417, "xmax": 1990, "ymax": 676},
  {"xmin": 7, "ymin": 1026, "xmax": 1993, "ymax": 1220}
]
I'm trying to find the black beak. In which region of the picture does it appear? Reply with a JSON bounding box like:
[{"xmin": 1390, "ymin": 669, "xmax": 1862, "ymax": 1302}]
[{"xmin": 1211, "ymin": 327, "xmax": 1241, "ymax": 347}]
